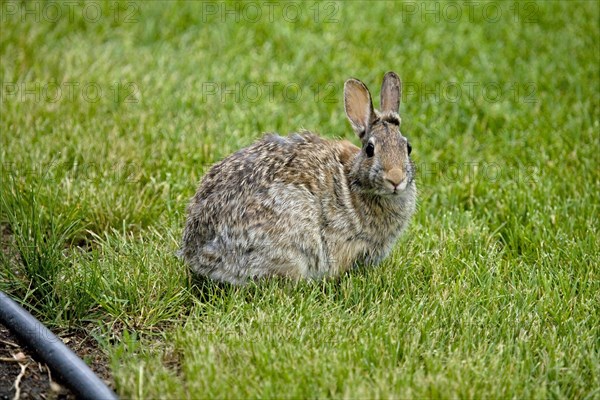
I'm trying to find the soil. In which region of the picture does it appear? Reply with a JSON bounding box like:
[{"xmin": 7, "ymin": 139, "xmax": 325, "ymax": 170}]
[{"xmin": 0, "ymin": 323, "xmax": 115, "ymax": 399}]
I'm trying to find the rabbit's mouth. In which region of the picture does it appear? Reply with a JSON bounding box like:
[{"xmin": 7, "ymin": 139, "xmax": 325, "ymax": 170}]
[
  {"xmin": 384, "ymin": 178, "xmax": 408, "ymax": 195},
  {"xmin": 382, "ymin": 176, "xmax": 416, "ymax": 197},
  {"xmin": 376, "ymin": 187, "xmax": 402, "ymax": 197}
]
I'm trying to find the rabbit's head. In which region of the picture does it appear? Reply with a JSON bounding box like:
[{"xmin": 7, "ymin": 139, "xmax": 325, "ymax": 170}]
[{"xmin": 344, "ymin": 71, "xmax": 414, "ymax": 197}]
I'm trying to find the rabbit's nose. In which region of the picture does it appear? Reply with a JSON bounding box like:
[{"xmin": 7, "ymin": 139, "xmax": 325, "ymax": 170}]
[{"xmin": 385, "ymin": 168, "xmax": 405, "ymax": 188}]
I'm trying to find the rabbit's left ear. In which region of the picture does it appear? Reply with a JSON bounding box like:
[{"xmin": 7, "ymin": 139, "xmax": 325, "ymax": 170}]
[
  {"xmin": 380, "ymin": 71, "xmax": 401, "ymax": 114},
  {"xmin": 344, "ymin": 78, "xmax": 375, "ymax": 140}
]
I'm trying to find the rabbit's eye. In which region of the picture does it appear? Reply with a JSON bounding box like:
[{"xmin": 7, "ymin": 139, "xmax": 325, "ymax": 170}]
[
  {"xmin": 407, "ymin": 142, "xmax": 412, "ymax": 155},
  {"xmin": 365, "ymin": 143, "xmax": 375, "ymax": 157}
]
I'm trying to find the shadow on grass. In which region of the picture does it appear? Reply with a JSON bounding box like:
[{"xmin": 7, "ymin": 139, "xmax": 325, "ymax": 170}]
[{"xmin": 186, "ymin": 264, "xmax": 372, "ymax": 308}]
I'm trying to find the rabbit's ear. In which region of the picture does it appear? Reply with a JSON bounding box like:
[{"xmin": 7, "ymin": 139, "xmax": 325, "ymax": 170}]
[
  {"xmin": 344, "ymin": 78, "xmax": 375, "ymax": 140},
  {"xmin": 380, "ymin": 71, "xmax": 401, "ymax": 114}
]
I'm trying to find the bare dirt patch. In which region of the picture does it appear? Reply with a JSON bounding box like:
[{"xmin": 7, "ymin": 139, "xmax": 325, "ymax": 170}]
[{"xmin": 0, "ymin": 323, "xmax": 114, "ymax": 399}]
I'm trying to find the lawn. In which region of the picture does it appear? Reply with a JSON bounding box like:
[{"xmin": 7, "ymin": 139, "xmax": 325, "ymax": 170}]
[{"xmin": 1, "ymin": 0, "xmax": 599, "ymax": 398}]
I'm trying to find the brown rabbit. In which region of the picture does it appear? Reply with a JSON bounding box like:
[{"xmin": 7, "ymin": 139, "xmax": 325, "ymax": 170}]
[{"xmin": 180, "ymin": 72, "xmax": 416, "ymax": 284}]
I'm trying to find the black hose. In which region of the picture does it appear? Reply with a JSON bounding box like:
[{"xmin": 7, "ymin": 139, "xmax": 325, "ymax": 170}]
[{"xmin": 0, "ymin": 291, "xmax": 118, "ymax": 400}]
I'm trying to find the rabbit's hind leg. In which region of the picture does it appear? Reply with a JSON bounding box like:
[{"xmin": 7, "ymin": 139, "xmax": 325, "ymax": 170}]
[{"xmin": 190, "ymin": 232, "xmax": 314, "ymax": 284}]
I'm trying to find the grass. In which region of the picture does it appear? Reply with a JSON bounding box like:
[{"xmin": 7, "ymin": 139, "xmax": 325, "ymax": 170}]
[{"xmin": 1, "ymin": 0, "xmax": 599, "ymax": 398}]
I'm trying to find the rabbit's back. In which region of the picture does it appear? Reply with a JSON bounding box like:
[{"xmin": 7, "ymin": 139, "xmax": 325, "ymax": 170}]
[{"xmin": 181, "ymin": 132, "xmax": 365, "ymax": 283}]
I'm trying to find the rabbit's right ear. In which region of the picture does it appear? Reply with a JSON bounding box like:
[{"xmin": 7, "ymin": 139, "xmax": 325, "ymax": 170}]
[
  {"xmin": 380, "ymin": 71, "xmax": 401, "ymax": 115},
  {"xmin": 344, "ymin": 78, "xmax": 375, "ymax": 140}
]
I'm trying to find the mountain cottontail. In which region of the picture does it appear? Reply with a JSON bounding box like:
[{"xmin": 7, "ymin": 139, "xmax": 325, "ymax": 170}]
[{"xmin": 181, "ymin": 72, "xmax": 416, "ymax": 284}]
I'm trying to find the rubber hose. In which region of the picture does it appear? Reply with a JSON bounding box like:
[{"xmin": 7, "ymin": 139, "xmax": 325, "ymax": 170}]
[{"xmin": 0, "ymin": 291, "xmax": 118, "ymax": 400}]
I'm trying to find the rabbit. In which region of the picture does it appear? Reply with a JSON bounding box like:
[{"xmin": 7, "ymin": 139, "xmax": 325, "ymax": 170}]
[{"xmin": 180, "ymin": 71, "xmax": 416, "ymax": 284}]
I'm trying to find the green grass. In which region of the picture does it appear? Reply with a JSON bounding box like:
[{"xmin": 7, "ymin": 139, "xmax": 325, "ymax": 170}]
[{"xmin": 1, "ymin": 0, "xmax": 599, "ymax": 398}]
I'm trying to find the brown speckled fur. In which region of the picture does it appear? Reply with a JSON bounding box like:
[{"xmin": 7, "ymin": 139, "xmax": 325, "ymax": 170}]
[{"xmin": 180, "ymin": 72, "xmax": 417, "ymax": 284}]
